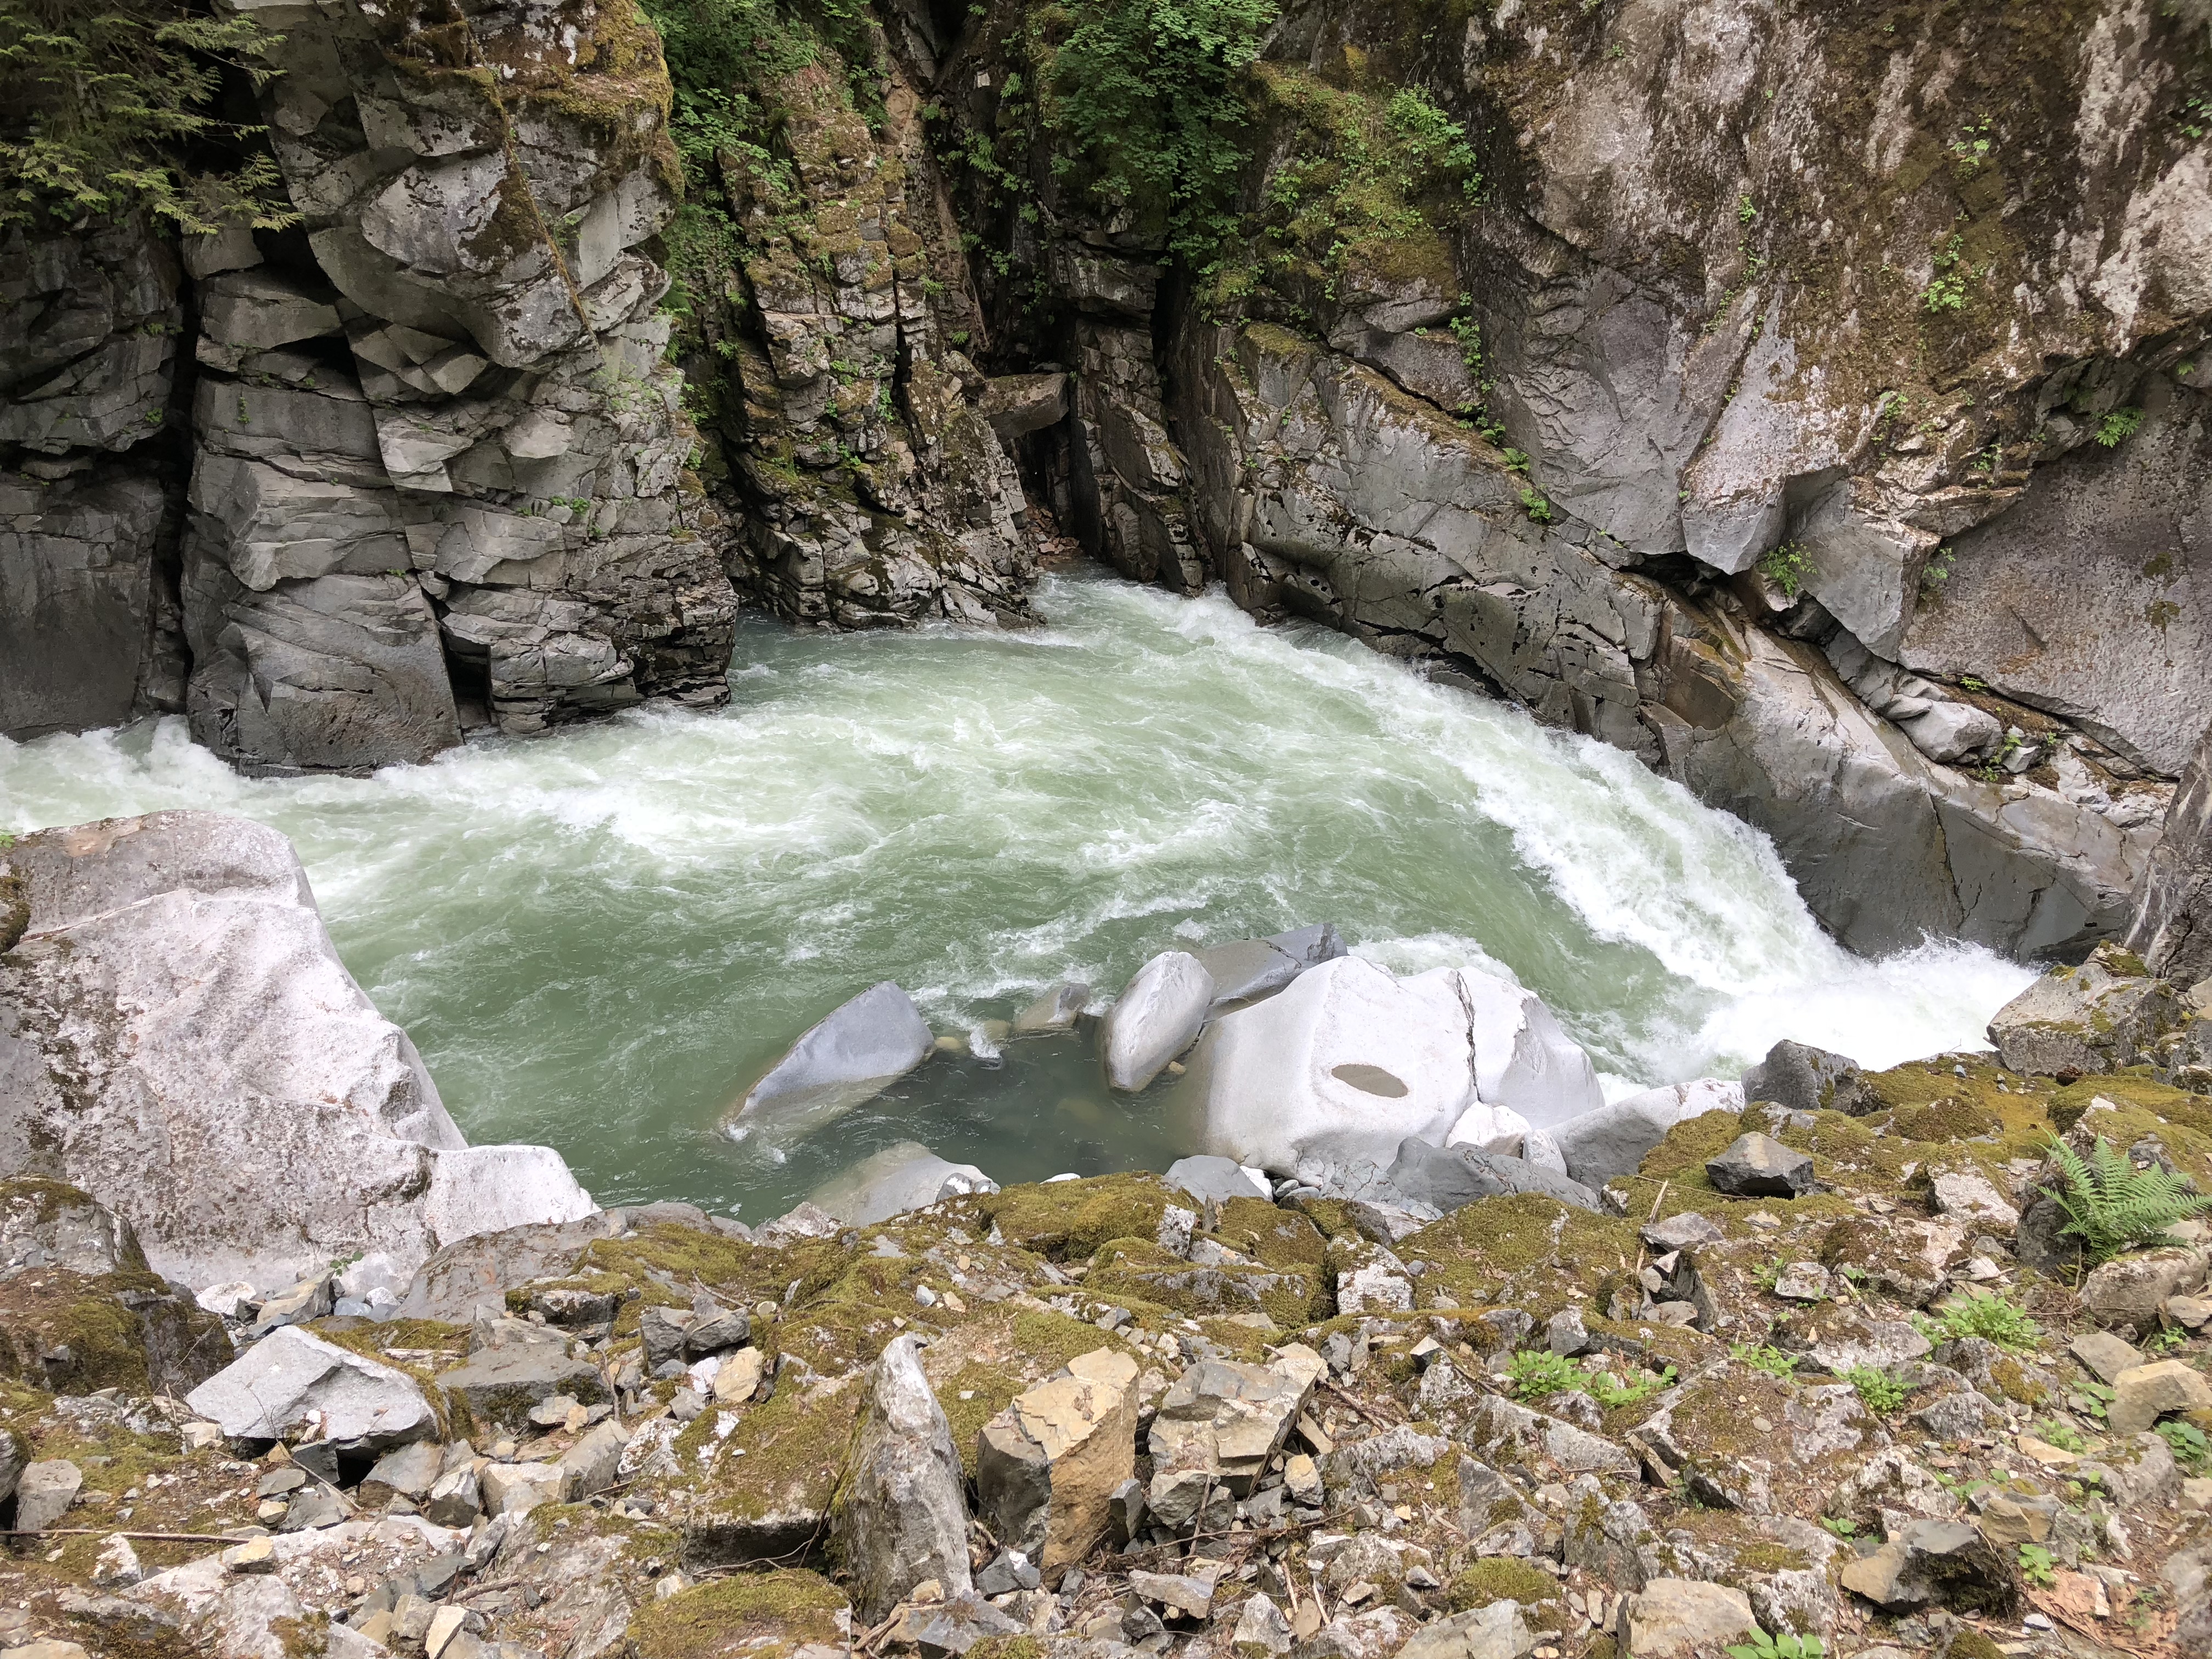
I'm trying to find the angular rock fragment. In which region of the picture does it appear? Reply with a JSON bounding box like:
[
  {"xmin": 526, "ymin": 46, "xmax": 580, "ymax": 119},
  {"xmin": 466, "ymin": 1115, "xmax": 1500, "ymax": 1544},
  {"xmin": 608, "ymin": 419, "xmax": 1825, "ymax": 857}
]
[
  {"xmin": 1742, "ymin": 1040, "xmax": 1881, "ymax": 1116},
  {"xmin": 1551, "ymin": 1082, "xmax": 1742, "ymax": 1187},
  {"xmin": 1988, "ymin": 944, "xmax": 2182, "ymax": 1077},
  {"xmin": 1838, "ymin": 1518, "xmax": 2018, "ymax": 1614},
  {"xmin": 1706, "ymin": 1132, "xmax": 1816, "ymax": 1198},
  {"xmin": 835, "ymin": 1335, "xmax": 972, "ymax": 1621},
  {"xmin": 187, "ymin": 1327, "xmax": 433, "ymax": 1450},
  {"xmin": 434, "ymin": 1344, "xmax": 605, "ymax": 1435},
  {"xmin": 2109, "ymin": 1358, "xmax": 2212, "ymax": 1435},
  {"xmin": 1618, "ymin": 1579, "xmax": 1756, "ymax": 1658},
  {"xmin": 977, "ymin": 1347, "xmax": 1140, "ymax": 1582}
]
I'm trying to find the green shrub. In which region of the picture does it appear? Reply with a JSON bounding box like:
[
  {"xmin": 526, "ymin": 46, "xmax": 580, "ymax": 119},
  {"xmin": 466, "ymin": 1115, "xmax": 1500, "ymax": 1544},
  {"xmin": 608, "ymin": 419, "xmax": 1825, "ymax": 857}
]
[
  {"xmin": 1920, "ymin": 1292, "xmax": 2041, "ymax": 1353},
  {"xmin": 2095, "ymin": 408, "xmax": 2144, "ymax": 448},
  {"xmin": 1047, "ymin": 0, "xmax": 1276, "ymax": 259},
  {"xmin": 2045, "ymin": 1135, "xmax": 2212, "ymax": 1262},
  {"xmin": 1842, "ymin": 1365, "xmax": 1909, "ymax": 1414},
  {"xmin": 1757, "ymin": 540, "xmax": 1815, "ymax": 600},
  {"xmin": 1504, "ymin": 1348, "xmax": 1675, "ymax": 1408},
  {"xmin": 1730, "ymin": 1342, "xmax": 1800, "ymax": 1379},
  {"xmin": 2019, "ymin": 1543, "xmax": 2056, "ymax": 1587},
  {"xmin": 2160, "ymin": 1419, "xmax": 2212, "ymax": 1472},
  {"xmin": 1728, "ymin": 1632, "xmax": 1822, "ymax": 1659}
]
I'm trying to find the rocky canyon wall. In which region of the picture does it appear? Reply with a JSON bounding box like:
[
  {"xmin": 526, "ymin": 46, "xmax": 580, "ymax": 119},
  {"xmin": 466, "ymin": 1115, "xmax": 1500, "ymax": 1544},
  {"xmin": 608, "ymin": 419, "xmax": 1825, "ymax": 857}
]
[{"xmin": 2, "ymin": 0, "xmax": 2208, "ymax": 962}]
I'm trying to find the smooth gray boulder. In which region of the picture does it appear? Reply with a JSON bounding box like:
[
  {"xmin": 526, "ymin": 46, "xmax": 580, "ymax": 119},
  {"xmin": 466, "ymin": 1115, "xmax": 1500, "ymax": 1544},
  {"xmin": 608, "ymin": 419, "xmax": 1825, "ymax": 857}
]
[
  {"xmin": 1706, "ymin": 1132, "xmax": 1816, "ymax": 1198},
  {"xmin": 1012, "ymin": 981, "xmax": 1090, "ymax": 1034},
  {"xmin": 1897, "ymin": 701, "xmax": 2003, "ymax": 765},
  {"xmin": 1164, "ymin": 1155, "xmax": 1272, "ymax": 1204},
  {"xmin": 725, "ymin": 981, "xmax": 934, "ymax": 1143},
  {"xmin": 0, "ymin": 812, "xmax": 595, "ymax": 1289},
  {"xmin": 810, "ymin": 1141, "xmax": 999, "ymax": 1226},
  {"xmin": 1194, "ymin": 922, "xmax": 1347, "ymax": 1007},
  {"xmin": 835, "ymin": 1334, "xmax": 973, "ymax": 1622},
  {"xmin": 187, "ymin": 1327, "xmax": 434, "ymax": 1449},
  {"xmin": 1740, "ymin": 1040, "xmax": 1881, "ymax": 1116},
  {"xmin": 1101, "ymin": 951, "xmax": 1216, "ymax": 1091},
  {"xmin": 13, "ymin": 1459, "xmax": 82, "ymax": 1533},
  {"xmin": 1444, "ymin": 969, "xmax": 1606, "ymax": 1128},
  {"xmin": 1549, "ymin": 1080, "xmax": 1742, "ymax": 1188},
  {"xmin": 1384, "ymin": 1138, "xmax": 1602, "ymax": 1214}
]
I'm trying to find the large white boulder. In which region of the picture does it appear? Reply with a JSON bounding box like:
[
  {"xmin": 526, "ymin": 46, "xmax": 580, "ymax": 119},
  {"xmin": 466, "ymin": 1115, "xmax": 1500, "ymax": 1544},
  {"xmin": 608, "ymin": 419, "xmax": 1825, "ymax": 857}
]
[
  {"xmin": 0, "ymin": 811, "xmax": 593, "ymax": 1290},
  {"xmin": 1101, "ymin": 951, "xmax": 1217, "ymax": 1092},
  {"xmin": 1427, "ymin": 968, "xmax": 1605, "ymax": 1127},
  {"xmin": 1177, "ymin": 957, "xmax": 1476, "ymax": 1172},
  {"xmin": 186, "ymin": 1325, "xmax": 433, "ymax": 1449}
]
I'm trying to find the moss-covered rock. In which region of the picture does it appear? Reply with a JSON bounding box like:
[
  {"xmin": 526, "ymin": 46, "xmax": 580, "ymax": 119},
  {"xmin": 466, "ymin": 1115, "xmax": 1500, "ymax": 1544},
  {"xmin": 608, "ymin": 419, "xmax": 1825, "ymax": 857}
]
[{"xmin": 625, "ymin": 1568, "xmax": 849, "ymax": 1659}]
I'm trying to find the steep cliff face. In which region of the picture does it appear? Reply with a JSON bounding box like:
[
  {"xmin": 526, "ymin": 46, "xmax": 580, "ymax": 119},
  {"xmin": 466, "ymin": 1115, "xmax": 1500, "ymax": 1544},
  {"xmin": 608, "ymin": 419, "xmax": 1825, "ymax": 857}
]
[
  {"xmin": 919, "ymin": 0, "xmax": 2209, "ymax": 958},
  {"xmin": 2, "ymin": 0, "xmax": 742, "ymax": 772}
]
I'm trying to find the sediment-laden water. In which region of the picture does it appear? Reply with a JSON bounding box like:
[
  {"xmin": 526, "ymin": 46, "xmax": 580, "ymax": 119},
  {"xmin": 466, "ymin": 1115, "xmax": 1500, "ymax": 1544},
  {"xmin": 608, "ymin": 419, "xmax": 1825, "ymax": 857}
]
[{"xmin": 0, "ymin": 571, "xmax": 2033, "ymax": 1218}]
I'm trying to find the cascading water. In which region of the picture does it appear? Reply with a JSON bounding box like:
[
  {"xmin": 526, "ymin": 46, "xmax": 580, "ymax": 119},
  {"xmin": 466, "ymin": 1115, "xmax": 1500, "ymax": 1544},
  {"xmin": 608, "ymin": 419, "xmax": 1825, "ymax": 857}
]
[{"xmin": 0, "ymin": 571, "xmax": 2033, "ymax": 1218}]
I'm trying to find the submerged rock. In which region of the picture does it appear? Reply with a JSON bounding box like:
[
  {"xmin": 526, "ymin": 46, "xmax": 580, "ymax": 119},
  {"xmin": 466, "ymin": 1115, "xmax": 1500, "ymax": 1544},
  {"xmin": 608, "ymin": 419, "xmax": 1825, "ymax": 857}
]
[
  {"xmin": 1012, "ymin": 981, "xmax": 1091, "ymax": 1035},
  {"xmin": 1194, "ymin": 922, "xmax": 1347, "ymax": 1006},
  {"xmin": 1101, "ymin": 950, "xmax": 1217, "ymax": 1091},
  {"xmin": 811, "ymin": 1142, "xmax": 998, "ymax": 1226},
  {"xmin": 726, "ymin": 981, "xmax": 935, "ymax": 1142}
]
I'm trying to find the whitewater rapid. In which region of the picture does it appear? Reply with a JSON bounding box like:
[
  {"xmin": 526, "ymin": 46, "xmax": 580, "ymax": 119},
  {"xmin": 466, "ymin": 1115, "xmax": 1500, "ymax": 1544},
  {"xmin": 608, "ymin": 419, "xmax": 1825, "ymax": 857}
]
[{"xmin": 0, "ymin": 571, "xmax": 2033, "ymax": 1216}]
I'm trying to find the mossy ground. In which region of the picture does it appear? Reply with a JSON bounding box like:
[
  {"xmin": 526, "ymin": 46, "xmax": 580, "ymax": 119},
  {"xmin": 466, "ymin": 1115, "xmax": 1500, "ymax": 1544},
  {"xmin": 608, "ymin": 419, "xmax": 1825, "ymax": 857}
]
[{"xmin": 625, "ymin": 1567, "xmax": 848, "ymax": 1658}]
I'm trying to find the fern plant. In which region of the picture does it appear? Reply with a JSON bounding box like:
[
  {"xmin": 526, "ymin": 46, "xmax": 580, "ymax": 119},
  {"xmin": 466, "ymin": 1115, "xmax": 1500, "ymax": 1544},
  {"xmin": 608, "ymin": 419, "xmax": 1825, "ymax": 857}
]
[{"xmin": 2044, "ymin": 1135, "xmax": 2212, "ymax": 1262}]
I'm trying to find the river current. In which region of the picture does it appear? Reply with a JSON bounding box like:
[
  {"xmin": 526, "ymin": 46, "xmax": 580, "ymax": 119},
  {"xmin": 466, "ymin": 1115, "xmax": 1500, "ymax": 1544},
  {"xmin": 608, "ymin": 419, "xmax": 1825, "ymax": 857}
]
[{"xmin": 0, "ymin": 571, "xmax": 2033, "ymax": 1218}]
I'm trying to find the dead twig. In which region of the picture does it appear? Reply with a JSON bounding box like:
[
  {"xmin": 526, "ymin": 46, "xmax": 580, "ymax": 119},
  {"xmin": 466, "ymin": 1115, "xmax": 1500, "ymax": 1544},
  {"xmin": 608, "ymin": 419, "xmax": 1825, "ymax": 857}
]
[{"xmin": 3, "ymin": 1527, "xmax": 241, "ymax": 1544}]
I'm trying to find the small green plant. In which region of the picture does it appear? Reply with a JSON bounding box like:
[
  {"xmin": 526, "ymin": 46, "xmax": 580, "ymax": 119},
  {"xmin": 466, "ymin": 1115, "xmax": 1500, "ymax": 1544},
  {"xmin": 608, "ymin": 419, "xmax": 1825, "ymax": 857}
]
[
  {"xmin": 1950, "ymin": 115, "xmax": 1995, "ymax": 173},
  {"xmin": 2096, "ymin": 408, "xmax": 2144, "ymax": 447},
  {"xmin": 1843, "ymin": 1365, "xmax": 1910, "ymax": 1415},
  {"xmin": 1819, "ymin": 1516, "xmax": 1858, "ymax": 1539},
  {"xmin": 1924, "ymin": 234, "xmax": 1973, "ymax": 313},
  {"xmin": 1757, "ymin": 540, "xmax": 1815, "ymax": 600},
  {"xmin": 2146, "ymin": 1325, "xmax": 2189, "ymax": 1355},
  {"xmin": 1504, "ymin": 1348, "xmax": 1674, "ymax": 1407},
  {"xmin": 2019, "ymin": 1543, "xmax": 2057, "ymax": 1588},
  {"xmin": 2079, "ymin": 1379, "xmax": 2117, "ymax": 1424},
  {"xmin": 1726, "ymin": 1632, "xmax": 1823, "ymax": 1659},
  {"xmin": 2034, "ymin": 1419, "xmax": 2088, "ymax": 1453},
  {"xmin": 1505, "ymin": 1350, "xmax": 1585, "ymax": 1399},
  {"xmin": 2160, "ymin": 1419, "xmax": 2212, "ymax": 1472},
  {"xmin": 1519, "ymin": 485, "xmax": 1554, "ymax": 524},
  {"xmin": 2181, "ymin": 94, "xmax": 2209, "ymax": 140},
  {"xmin": 1737, "ymin": 193, "xmax": 1757, "ymax": 224},
  {"xmin": 2045, "ymin": 1134, "xmax": 2212, "ymax": 1262},
  {"xmin": 1919, "ymin": 546, "xmax": 1955, "ymax": 595},
  {"xmin": 1921, "ymin": 1291, "xmax": 2041, "ymax": 1353},
  {"xmin": 1731, "ymin": 1342, "xmax": 1799, "ymax": 1380}
]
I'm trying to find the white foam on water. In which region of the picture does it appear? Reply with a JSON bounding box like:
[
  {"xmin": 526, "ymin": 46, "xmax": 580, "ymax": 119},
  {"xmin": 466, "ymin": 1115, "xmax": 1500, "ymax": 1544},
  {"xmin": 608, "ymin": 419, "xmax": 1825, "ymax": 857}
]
[{"xmin": 0, "ymin": 570, "xmax": 2035, "ymax": 1211}]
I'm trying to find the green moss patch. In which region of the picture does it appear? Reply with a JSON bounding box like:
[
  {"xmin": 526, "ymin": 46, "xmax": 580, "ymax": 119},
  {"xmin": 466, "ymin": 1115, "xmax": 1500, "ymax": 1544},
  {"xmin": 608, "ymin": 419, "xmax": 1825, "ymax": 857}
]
[
  {"xmin": 625, "ymin": 1568, "xmax": 848, "ymax": 1658},
  {"xmin": 1447, "ymin": 1558, "xmax": 1558, "ymax": 1610},
  {"xmin": 962, "ymin": 1173, "xmax": 1175, "ymax": 1262}
]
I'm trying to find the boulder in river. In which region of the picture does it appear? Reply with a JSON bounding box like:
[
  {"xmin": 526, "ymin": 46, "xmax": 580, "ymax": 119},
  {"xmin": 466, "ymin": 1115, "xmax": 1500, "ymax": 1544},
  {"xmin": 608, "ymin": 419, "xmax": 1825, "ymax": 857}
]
[
  {"xmin": 1194, "ymin": 922, "xmax": 1346, "ymax": 1007},
  {"xmin": 0, "ymin": 812, "xmax": 594, "ymax": 1290},
  {"xmin": 810, "ymin": 1141, "xmax": 999, "ymax": 1226},
  {"xmin": 1012, "ymin": 981, "xmax": 1090, "ymax": 1034},
  {"xmin": 725, "ymin": 981, "xmax": 935, "ymax": 1142},
  {"xmin": 1447, "ymin": 969, "xmax": 1606, "ymax": 1127},
  {"xmin": 1101, "ymin": 950, "xmax": 1216, "ymax": 1091}
]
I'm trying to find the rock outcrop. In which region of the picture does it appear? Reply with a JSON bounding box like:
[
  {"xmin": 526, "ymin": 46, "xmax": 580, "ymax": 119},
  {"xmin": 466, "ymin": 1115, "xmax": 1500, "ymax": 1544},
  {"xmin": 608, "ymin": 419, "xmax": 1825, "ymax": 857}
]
[{"xmin": 0, "ymin": 811, "xmax": 592, "ymax": 1288}]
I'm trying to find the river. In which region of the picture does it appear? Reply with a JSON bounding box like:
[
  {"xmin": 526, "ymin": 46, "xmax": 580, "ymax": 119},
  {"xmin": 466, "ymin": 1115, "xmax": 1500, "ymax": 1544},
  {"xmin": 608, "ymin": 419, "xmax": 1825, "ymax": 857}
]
[{"xmin": 0, "ymin": 571, "xmax": 2033, "ymax": 1218}]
